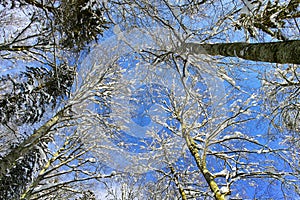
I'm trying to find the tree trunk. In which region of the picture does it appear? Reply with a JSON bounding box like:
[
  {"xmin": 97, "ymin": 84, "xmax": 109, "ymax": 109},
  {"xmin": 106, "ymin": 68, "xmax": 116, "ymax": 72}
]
[
  {"xmin": 0, "ymin": 109, "xmax": 65, "ymax": 180},
  {"xmin": 183, "ymin": 129, "xmax": 227, "ymax": 200},
  {"xmin": 184, "ymin": 40, "xmax": 300, "ymax": 64}
]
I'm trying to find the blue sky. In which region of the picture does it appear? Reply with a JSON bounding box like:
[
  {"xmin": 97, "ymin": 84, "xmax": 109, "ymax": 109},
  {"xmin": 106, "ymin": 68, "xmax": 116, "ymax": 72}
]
[{"xmin": 1, "ymin": 0, "xmax": 299, "ymax": 199}]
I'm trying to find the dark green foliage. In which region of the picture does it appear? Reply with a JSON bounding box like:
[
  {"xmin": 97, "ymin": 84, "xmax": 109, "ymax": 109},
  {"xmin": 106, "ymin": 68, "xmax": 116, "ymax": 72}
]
[
  {"xmin": 0, "ymin": 0, "xmax": 109, "ymax": 51},
  {"xmin": 0, "ymin": 142, "xmax": 46, "ymax": 200},
  {"xmin": 0, "ymin": 64, "xmax": 75, "ymax": 125},
  {"xmin": 54, "ymin": 0, "xmax": 109, "ymax": 49}
]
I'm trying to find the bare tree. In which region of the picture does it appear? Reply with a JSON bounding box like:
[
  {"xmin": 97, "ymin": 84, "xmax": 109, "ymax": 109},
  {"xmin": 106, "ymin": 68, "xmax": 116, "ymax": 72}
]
[
  {"xmin": 235, "ymin": 0, "xmax": 300, "ymax": 40},
  {"xmin": 1, "ymin": 0, "xmax": 300, "ymax": 199},
  {"xmin": 0, "ymin": 45, "xmax": 118, "ymax": 199}
]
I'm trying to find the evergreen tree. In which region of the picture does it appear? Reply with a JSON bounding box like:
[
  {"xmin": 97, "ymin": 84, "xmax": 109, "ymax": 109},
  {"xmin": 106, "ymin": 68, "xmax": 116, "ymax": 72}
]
[{"xmin": 0, "ymin": 64, "xmax": 75, "ymax": 125}]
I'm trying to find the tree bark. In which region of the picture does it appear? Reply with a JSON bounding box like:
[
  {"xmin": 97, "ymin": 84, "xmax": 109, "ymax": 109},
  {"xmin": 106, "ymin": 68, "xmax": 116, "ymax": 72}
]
[
  {"xmin": 182, "ymin": 121, "xmax": 227, "ymax": 200},
  {"xmin": 184, "ymin": 40, "xmax": 300, "ymax": 64},
  {"xmin": 0, "ymin": 109, "xmax": 65, "ymax": 180}
]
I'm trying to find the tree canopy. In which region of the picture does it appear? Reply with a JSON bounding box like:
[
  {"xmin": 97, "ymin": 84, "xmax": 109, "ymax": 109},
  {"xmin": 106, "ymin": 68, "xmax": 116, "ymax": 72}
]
[{"xmin": 0, "ymin": 0, "xmax": 300, "ymax": 199}]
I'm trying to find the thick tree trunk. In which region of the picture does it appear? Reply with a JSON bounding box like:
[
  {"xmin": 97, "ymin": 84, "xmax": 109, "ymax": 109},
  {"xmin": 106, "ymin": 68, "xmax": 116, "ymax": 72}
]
[
  {"xmin": 0, "ymin": 109, "xmax": 65, "ymax": 180},
  {"xmin": 184, "ymin": 40, "xmax": 300, "ymax": 64}
]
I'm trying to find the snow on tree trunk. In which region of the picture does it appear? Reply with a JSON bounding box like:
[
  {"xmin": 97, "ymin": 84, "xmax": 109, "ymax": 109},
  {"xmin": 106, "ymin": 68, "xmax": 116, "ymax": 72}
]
[{"xmin": 0, "ymin": 109, "xmax": 65, "ymax": 179}]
